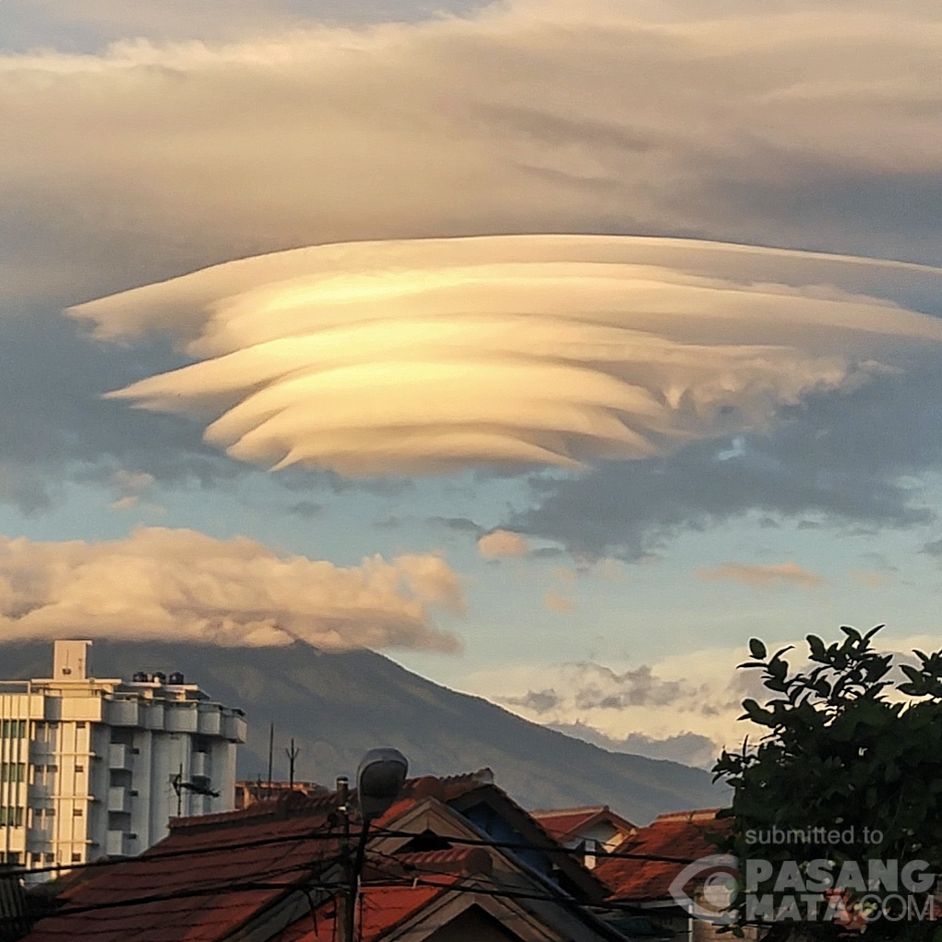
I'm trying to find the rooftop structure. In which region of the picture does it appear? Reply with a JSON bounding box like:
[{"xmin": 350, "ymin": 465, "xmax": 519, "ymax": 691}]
[{"xmin": 21, "ymin": 767, "xmax": 627, "ymax": 942}]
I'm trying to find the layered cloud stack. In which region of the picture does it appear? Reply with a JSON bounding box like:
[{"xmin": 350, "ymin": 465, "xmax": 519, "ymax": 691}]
[{"xmin": 71, "ymin": 235, "xmax": 942, "ymax": 477}]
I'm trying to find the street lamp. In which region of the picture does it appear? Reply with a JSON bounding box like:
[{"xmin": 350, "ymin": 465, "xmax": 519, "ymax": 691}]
[{"xmin": 340, "ymin": 748, "xmax": 409, "ymax": 942}]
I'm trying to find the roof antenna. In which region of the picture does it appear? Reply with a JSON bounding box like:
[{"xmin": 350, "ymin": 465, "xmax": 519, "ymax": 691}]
[{"xmin": 286, "ymin": 738, "xmax": 301, "ymax": 789}]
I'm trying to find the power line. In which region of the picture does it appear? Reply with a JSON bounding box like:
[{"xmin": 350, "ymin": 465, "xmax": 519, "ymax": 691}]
[
  {"xmin": 1, "ymin": 815, "xmax": 718, "ymax": 936},
  {"xmin": 2, "ymin": 839, "xmax": 728, "ymax": 936},
  {"xmin": 368, "ymin": 823, "xmax": 708, "ymax": 865},
  {"xmin": 0, "ymin": 862, "xmax": 347, "ymax": 930},
  {"xmin": 5, "ymin": 822, "xmax": 704, "ymax": 882},
  {"xmin": 3, "ymin": 826, "xmax": 351, "ymax": 880}
]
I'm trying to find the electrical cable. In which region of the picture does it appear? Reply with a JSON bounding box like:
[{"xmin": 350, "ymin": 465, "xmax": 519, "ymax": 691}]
[
  {"xmin": 4, "ymin": 822, "xmax": 703, "ymax": 882},
  {"xmin": 1, "ymin": 806, "xmax": 721, "ymax": 936}
]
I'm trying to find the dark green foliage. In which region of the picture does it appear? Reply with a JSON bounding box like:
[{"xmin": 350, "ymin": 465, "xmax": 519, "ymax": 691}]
[{"xmin": 713, "ymin": 627, "xmax": 942, "ymax": 941}]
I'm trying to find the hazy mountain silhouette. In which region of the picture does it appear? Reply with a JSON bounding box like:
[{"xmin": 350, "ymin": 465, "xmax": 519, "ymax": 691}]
[{"xmin": 0, "ymin": 640, "xmax": 725, "ymax": 822}]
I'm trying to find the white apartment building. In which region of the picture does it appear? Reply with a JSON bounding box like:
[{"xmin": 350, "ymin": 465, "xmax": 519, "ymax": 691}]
[{"xmin": 0, "ymin": 640, "xmax": 247, "ymax": 875}]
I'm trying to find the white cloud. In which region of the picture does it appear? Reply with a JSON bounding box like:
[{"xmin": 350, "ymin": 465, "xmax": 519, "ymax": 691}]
[
  {"xmin": 477, "ymin": 529, "xmax": 529, "ymax": 559},
  {"xmin": 70, "ymin": 235, "xmax": 942, "ymax": 477},
  {"xmin": 697, "ymin": 560, "xmax": 825, "ymax": 589},
  {"xmin": 552, "ymin": 723, "xmax": 720, "ymax": 769},
  {"xmin": 472, "ymin": 646, "xmax": 768, "ymax": 760},
  {"xmin": 478, "ymin": 630, "xmax": 942, "ymax": 763},
  {"xmin": 0, "ymin": 527, "xmax": 463, "ymax": 650}
]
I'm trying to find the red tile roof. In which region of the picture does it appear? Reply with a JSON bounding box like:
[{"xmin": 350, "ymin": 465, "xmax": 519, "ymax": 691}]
[
  {"xmin": 19, "ymin": 770, "xmax": 506, "ymax": 942},
  {"xmin": 23, "ymin": 769, "xmax": 613, "ymax": 942},
  {"xmin": 595, "ymin": 809, "xmax": 730, "ymax": 902},
  {"xmin": 531, "ymin": 806, "xmax": 637, "ymax": 843},
  {"xmin": 277, "ymin": 877, "xmax": 460, "ymax": 942},
  {"xmin": 22, "ymin": 793, "xmax": 347, "ymax": 942}
]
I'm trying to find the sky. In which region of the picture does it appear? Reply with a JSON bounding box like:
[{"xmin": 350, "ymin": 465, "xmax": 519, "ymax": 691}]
[{"xmin": 2, "ymin": 0, "xmax": 942, "ymax": 769}]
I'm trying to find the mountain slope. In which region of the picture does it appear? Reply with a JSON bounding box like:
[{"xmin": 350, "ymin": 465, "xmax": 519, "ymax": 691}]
[{"xmin": 0, "ymin": 640, "xmax": 725, "ymax": 823}]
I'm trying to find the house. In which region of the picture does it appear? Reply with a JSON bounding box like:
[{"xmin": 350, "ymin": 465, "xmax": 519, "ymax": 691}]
[
  {"xmin": 595, "ymin": 809, "xmax": 739, "ymax": 942},
  {"xmin": 21, "ymin": 768, "xmax": 634, "ymax": 942},
  {"xmin": 531, "ymin": 806, "xmax": 637, "ymax": 868}
]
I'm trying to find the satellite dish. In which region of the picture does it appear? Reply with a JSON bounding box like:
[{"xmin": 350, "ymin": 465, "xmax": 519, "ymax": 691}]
[{"xmin": 356, "ymin": 748, "xmax": 408, "ymax": 821}]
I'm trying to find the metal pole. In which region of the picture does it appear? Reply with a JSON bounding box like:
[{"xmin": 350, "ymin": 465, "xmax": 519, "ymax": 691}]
[
  {"xmin": 335, "ymin": 777, "xmax": 352, "ymax": 942},
  {"xmin": 266, "ymin": 723, "xmax": 274, "ymax": 797},
  {"xmin": 346, "ymin": 824, "xmax": 370, "ymax": 942}
]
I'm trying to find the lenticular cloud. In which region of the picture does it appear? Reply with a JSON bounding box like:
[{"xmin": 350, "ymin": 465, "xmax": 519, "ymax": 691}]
[{"xmin": 70, "ymin": 236, "xmax": 942, "ymax": 477}]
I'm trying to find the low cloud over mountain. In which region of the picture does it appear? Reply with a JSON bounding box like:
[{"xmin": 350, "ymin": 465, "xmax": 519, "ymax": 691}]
[{"xmin": 0, "ymin": 527, "xmax": 462, "ymax": 650}]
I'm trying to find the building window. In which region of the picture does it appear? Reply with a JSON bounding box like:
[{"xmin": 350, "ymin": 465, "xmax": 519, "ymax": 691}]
[
  {"xmin": 0, "ymin": 762, "xmax": 25, "ymax": 783},
  {"xmin": 0, "ymin": 807, "xmax": 24, "ymax": 827},
  {"xmin": 76, "ymin": 722, "xmax": 87, "ymax": 729},
  {"xmin": 71, "ymin": 853, "xmax": 82, "ymax": 863},
  {"xmin": 73, "ymin": 807, "xmax": 83, "ymax": 817},
  {"xmin": 75, "ymin": 764, "xmax": 84, "ymax": 773},
  {"xmin": 0, "ymin": 719, "xmax": 26, "ymax": 738}
]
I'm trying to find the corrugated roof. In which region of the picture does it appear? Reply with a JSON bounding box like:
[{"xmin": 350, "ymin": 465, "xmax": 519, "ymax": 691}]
[{"xmin": 595, "ymin": 808, "xmax": 730, "ymax": 902}]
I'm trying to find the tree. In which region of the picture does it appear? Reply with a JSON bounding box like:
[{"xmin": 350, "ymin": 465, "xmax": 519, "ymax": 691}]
[{"xmin": 713, "ymin": 626, "xmax": 942, "ymax": 941}]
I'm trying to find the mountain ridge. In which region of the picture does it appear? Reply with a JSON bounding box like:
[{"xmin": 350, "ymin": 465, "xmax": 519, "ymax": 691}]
[{"xmin": 0, "ymin": 639, "xmax": 726, "ymax": 823}]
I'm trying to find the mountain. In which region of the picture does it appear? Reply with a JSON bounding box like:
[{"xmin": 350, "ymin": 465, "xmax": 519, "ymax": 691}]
[{"xmin": 0, "ymin": 640, "xmax": 725, "ymax": 823}]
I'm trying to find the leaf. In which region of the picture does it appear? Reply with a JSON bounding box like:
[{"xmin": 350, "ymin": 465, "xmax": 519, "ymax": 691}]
[
  {"xmin": 749, "ymin": 638, "xmax": 767, "ymax": 659},
  {"xmin": 807, "ymin": 634, "xmax": 826, "ymax": 658},
  {"xmin": 740, "ymin": 698, "xmax": 776, "ymax": 727}
]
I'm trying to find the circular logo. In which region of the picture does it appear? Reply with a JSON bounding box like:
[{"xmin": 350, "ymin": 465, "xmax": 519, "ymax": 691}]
[{"xmin": 668, "ymin": 854, "xmax": 740, "ymax": 924}]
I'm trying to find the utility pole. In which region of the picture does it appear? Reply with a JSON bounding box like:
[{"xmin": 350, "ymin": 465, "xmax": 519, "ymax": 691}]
[
  {"xmin": 335, "ymin": 776, "xmax": 353, "ymax": 942},
  {"xmin": 285, "ymin": 738, "xmax": 300, "ymax": 789},
  {"xmin": 266, "ymin": 722, "xmax": 274, "ymax": 797}
]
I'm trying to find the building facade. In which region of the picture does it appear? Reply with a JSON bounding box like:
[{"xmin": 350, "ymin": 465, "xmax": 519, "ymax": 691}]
[{"xmin": 0, "ymin": 640, "xmax": 246, "ymax": 874}]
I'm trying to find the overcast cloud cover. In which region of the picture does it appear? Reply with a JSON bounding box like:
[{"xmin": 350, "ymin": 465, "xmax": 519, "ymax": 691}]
[
  {"xmin": 2, "ymin": 0, "xmax": 942, "ymax": 766},
  {"xmin": 4, "ymin": 0, "xmax": 942, "ymax": 304}
]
